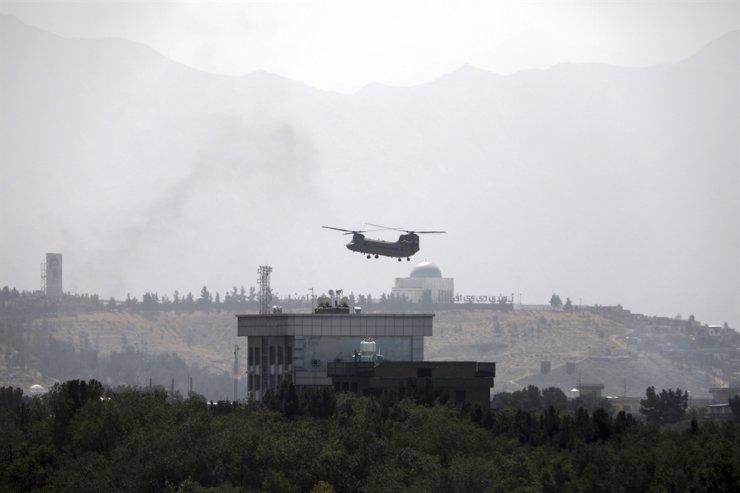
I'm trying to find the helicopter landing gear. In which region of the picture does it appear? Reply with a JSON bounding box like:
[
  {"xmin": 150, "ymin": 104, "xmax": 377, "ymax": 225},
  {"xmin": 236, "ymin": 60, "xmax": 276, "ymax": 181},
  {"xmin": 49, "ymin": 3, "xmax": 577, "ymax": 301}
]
[
  {"xmin": 366, "ymin": 255, "xmax": 371, "ymax": 259},
  {"xmin": 374, "ymin": 254, "xmax": 379, "ymax": 259},
  {"xmin": 397, "ymin": 258, "xmax": 402, "ymax": 262},
  {"xmin": 406, "ymin": 257, "xmax": 410, "ymax": 261}
]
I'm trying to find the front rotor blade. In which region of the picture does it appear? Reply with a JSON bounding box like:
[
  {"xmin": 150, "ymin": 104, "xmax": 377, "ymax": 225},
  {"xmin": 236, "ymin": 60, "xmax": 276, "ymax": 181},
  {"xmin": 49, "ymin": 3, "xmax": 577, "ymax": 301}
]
[
  {"xmin": 415, "ymin": 231, "xmax": 446, "ymax": 234},
  {"xmin": 322, "ymin": 226, "xmax": 354, "ymax": 233},
  {"xmin": 365, "ymin": 223, "xmax": 408, "ymax": 232}
]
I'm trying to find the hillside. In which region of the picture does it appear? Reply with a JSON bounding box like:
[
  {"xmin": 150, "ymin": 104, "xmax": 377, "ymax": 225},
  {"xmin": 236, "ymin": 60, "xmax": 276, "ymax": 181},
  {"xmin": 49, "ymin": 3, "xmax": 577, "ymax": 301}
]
[{"xmin": 3, "ymin": 304, "xmax": 736, "ymax": 398}]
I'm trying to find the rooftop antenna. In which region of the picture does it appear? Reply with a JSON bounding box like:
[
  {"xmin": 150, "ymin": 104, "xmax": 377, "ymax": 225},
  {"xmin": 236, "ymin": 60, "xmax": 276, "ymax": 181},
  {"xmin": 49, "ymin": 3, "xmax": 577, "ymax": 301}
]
[
  {"xmin": 40, "ymin": 260, "xmax": 46, "ymax": 293},
  {"xmin": 517, "ymin": 276, "xmax": 522, "ymax": 305},
  {"xmin": 257, "ymin": 265, "xmax": 273, "ymax": 315}
]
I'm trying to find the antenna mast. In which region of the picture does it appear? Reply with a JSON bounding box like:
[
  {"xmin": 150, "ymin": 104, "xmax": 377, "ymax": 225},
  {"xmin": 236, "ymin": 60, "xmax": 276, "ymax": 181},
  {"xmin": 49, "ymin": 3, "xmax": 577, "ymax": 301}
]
[
  {"xmin": 257, "ymin": 265, "xmax": 273, "ymax": 315},
  {"xmin": 40, "ymin": 261, "xmax": 46, "ymax": 293}
]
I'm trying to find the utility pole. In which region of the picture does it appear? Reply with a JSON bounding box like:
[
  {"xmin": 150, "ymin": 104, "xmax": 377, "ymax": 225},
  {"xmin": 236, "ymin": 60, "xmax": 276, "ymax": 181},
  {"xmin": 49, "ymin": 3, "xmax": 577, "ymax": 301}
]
[{"xmin": 233, "ymin": 344, "xmax": 240, "ymax": 402}]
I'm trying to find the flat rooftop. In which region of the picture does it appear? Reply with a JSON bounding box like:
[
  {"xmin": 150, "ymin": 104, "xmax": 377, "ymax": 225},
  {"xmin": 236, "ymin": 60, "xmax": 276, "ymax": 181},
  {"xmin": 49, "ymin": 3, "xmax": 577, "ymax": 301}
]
[{"xmin": 237, "ymin": 313, "xmax": 434, "ymax": 337}]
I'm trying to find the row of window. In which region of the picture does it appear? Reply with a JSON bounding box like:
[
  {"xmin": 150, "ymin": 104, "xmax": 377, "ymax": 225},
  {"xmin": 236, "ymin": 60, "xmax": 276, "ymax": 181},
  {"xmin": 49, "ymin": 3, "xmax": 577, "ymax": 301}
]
[
  {"xmin": 248, "ymin": 345, "xmax": 292, "ymax": 366},
  {"xmin": 248, "ymin": 372, "xmax": 292, "ymax": 391}
]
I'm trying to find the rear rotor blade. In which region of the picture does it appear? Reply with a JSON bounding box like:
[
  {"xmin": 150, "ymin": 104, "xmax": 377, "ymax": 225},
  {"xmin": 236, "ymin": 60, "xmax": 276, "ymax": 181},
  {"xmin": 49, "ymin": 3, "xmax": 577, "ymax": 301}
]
[{"xmin": 415, "ymin": 231, "xmax": 446, "ymax": 234}]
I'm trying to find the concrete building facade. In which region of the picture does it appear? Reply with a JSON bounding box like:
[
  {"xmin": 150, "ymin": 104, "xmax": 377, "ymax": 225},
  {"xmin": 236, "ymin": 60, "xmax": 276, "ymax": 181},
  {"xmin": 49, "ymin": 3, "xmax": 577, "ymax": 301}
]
[
  {"xmin": 237, "ymin": 313, "xmax": 433, "ymax": 400},
  {"xmin": 391, "ymin": 261, "xmax": 454, "ymax": 303}
]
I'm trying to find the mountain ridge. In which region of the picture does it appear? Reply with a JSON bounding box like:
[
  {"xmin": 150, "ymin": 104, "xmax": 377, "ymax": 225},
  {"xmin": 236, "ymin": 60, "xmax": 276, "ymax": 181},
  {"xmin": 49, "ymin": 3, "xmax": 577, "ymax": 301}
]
[
  {"xmin": 3, "ymin": 14, "xmax": 738, "ymax": 92},
  {"xmin": 1, "ymin": 14, "xmax": 737, "ymax": 329}
]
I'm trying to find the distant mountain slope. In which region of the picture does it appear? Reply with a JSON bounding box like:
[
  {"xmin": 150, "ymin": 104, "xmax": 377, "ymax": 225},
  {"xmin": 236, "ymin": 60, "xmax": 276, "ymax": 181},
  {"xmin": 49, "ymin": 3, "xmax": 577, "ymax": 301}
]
[
  {"xmin": 3, "ymin": 306, "xmax": 735, "ymax": 398},
  {"xmin": 1, "ymin": 15, "xmax": 738, "ymax": 327}
]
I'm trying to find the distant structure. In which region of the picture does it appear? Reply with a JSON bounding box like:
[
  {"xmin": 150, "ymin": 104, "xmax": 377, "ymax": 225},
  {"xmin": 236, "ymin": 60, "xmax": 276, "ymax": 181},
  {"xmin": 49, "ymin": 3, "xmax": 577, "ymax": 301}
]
[
  {"xmin": 577, "ymin": 383, "xmax": 605, "ymax": 399},
  {"xmin": 709, "ymin": 386, "xmax": 739, "ymax": 404},
  {"xmin": 540, "ymin": 361, "xmax": 551, "ymax": 375},
  {"xmin": 257, "ymin": 265, "xmax": 273, "ymax": 315},
  {"xmin": 42, "ymin": 253, "xmax": 63, "ymax": 297},
  {"xmin": 29, "ymin": 384, "xmax": 47, "ymax": 396},
  {"xmin": 391, "ymin": 261, "xmax": 454, "ymax": 303},
  {"xmin": 238, "ymin": 292, "xmax": 433, "ymax": 401}
]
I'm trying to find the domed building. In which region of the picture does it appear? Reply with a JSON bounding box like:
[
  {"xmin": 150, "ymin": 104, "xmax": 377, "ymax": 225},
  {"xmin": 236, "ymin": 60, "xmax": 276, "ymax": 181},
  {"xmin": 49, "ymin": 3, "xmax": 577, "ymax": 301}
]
[{"xmin": 391, "ymin": 261, "xmax": 454, "ymax": 304}]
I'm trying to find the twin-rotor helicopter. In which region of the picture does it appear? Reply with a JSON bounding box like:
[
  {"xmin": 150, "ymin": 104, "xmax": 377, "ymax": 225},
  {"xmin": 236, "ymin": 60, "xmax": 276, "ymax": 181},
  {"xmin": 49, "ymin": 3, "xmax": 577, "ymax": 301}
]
[{"xmin": 322, "ymin": 223, "xmax": 445, "ymax": 261}]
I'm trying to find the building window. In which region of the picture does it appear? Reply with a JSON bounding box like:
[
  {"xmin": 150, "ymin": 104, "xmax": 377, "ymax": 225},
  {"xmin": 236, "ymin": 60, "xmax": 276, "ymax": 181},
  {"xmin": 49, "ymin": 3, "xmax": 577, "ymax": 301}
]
[
  {"xmin": 334, "ymin": 382, "xmax": 341, "ymax": 391},
  {"xmin": 341, "ymin": 382, "xmax": 350, "ymax": 392},
  {"xmin": 269, "ymin": 346, "xmax": 275, "ymax": 365},
  {"xmin": 269, "ymin": 374, "xmax": 275, "ymax": 389},
  {"xmin": 455, "ymin": 390, "xmax": 466, "ymax": 402},
  {"xmin": 278, "ymin": 346, "xmax": 284, "ymax": 365},
  {"xmin": 350, "ymin": 382, "xmax": 358, "ymax": 392},
  {"xmin": 277, "ymin": 374, "xmax": 283, "ymax": 386},
  {"xmin": 254, "ymin": 347, "xmax": 261, "ymax": 365},
  {"xmin": 254, "ymin": 376, "xmax": 261, "ymax": 390},
  {"xmin": 417, "ymin": 367, "xmax": 433, "ymax": 378},
  {"xmin": 247, "ymin": 373, "xmax": 253, "ymax": 391},
  {"xmin": 286, "ymin": 346, "xmax": 293, "ymax": 364},
  {"xmin": 248, "ymin": 347, "xmax": 254, "ymax": 366}
]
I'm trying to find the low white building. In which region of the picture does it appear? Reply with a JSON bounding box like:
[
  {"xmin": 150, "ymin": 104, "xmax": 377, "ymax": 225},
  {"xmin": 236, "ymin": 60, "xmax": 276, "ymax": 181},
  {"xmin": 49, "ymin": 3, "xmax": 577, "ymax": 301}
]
[{"xmin": 391, "ymin": 261, "xmax": 454, "ymax": 304}]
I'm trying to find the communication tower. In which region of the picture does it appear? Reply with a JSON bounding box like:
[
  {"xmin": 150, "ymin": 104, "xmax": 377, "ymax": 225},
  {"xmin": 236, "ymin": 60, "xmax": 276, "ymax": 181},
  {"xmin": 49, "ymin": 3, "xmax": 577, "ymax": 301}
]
[{"xmin": 257, "ymin": 265, "xmax": 273, "ymax": 315}]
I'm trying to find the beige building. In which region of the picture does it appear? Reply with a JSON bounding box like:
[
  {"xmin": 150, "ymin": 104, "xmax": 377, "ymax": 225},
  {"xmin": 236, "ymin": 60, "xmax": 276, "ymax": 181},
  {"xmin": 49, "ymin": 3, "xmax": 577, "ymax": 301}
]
[{"xmin": 391, "ymin": 261, "xmax": 454, "ymax": 303}]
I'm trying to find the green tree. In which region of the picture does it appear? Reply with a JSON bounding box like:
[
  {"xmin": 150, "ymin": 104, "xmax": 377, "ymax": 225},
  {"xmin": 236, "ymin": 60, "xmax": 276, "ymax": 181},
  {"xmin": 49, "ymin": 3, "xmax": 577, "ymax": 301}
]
[
  {"xmin": 640, "ymin": 386, "xmax": 688, "ymax": 425},
  {"xmin": 198, "ymin": 286, "xmax": 212, "ymax": 308}
]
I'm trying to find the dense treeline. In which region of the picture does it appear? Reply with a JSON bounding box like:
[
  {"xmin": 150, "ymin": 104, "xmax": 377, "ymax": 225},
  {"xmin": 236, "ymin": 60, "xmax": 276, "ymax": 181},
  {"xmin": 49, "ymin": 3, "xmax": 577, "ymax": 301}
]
[
  {"xmin": 1, "ymin": 285, "xmax": 515, "ymax": 319},
  {"xmin": 493, "ymin": 385, "xmax": 612, "ymax": 414},
  {"xmin": 1, "ymin": 285, "xmax": 427, "ymax": 318},
  {"xmin": 1, "ymin": 380, "xmax": 738, "ymax": 492}
]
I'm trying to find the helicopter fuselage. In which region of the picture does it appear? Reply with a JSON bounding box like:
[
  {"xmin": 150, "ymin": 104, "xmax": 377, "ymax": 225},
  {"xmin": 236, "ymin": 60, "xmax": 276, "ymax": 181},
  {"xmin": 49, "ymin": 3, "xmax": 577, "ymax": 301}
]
[{"xmin": 346, "ymin": 232, "xmax": 419, "ymax": 258}]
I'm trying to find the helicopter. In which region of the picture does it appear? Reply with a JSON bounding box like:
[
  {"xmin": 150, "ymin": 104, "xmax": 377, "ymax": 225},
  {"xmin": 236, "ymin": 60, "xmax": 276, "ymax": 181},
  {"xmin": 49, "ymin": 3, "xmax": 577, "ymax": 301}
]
[{"xmin": 322, "ymin": 223, "xmax": 446, "ymax": 261}]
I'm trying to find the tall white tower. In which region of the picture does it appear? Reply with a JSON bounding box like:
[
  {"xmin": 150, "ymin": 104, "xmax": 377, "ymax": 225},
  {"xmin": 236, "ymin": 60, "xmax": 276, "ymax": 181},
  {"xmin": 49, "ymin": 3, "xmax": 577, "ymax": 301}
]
[{"xmin": 44, "ymin": 253, "xmax": 63, "ymax": 297}]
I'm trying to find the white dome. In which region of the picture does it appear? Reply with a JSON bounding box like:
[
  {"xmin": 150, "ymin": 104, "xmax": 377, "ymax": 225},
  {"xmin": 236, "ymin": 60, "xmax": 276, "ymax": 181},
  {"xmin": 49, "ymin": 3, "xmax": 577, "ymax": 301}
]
[
  {"xmin": 29, "ymin": 384, "xmax": 46, "ymax": 394},
  {"xmin": 410, "ymin": 261, "xmax": 442, "ymax": 278}
]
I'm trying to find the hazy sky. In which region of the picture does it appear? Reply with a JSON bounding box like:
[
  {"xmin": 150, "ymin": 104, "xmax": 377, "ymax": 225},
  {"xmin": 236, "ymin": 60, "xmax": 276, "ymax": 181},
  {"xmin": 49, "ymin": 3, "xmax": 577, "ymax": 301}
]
[
  {"xmin": 1, "ymin": 1, "xmax": 738, "ymax": 327},
  {"xmin": 1, "ymin": 0, "xmax": 738, "ymax": 92}
]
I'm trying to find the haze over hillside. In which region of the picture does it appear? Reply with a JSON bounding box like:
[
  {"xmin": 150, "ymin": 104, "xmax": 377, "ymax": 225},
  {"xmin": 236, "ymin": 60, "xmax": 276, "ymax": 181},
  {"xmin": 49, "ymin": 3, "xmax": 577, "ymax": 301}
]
[{"xmin": 1, "ymin": 15, "xmax": 738, "ymax": 326}]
